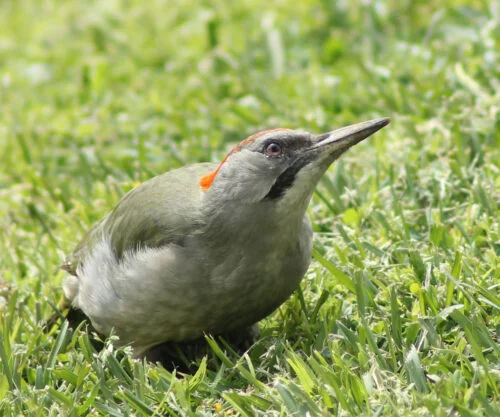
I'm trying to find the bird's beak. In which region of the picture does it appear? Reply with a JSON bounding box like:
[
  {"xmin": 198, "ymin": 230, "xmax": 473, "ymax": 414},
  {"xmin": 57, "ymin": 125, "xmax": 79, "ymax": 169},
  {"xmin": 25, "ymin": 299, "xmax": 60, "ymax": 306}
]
[{"xmin": 311, "ymin": 117, "xmax": 390, "ymax": 159}]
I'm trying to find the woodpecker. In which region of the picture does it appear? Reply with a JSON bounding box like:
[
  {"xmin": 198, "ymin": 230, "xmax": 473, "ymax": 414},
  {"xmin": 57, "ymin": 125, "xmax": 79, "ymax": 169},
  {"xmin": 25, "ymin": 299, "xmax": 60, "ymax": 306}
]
[{"xmin": 61, "ymin": 118, "xmax": 390, "ymax": 356}]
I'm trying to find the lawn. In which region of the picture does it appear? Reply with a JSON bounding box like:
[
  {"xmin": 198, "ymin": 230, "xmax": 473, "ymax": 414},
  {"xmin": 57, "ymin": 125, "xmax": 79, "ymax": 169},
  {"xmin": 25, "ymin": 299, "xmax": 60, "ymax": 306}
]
[{"xmin": 0, "ymin": 0, "xmax": 499, "ymax": 415}]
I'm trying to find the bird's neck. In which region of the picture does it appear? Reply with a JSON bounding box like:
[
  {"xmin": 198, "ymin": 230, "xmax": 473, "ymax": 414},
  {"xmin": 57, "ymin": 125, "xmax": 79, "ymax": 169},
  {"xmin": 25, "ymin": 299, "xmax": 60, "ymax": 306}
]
[{"xmin": 203, "ymin": 198, "xmax": 308, "ymax": 241}]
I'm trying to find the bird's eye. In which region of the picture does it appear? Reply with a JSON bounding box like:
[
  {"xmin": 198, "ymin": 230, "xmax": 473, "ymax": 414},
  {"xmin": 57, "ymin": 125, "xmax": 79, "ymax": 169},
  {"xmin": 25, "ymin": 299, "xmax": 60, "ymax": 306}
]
[{"xmin": 264, "ymin": 142, "xmax": 282, "ymax": 157}]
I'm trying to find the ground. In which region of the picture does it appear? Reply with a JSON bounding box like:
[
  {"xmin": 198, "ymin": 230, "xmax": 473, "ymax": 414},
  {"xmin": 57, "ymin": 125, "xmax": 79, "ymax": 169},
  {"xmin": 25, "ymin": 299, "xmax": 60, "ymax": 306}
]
[{"xmin": 0, "ymin": 0, "xmax": 499, "ymax": 415}]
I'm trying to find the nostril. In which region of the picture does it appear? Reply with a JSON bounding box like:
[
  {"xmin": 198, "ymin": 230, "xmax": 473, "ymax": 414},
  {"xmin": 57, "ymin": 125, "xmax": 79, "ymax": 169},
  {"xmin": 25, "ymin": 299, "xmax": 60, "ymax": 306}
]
[{"xmin": 315, "ymin": 133, "xmax": 331, "ymax": 143}]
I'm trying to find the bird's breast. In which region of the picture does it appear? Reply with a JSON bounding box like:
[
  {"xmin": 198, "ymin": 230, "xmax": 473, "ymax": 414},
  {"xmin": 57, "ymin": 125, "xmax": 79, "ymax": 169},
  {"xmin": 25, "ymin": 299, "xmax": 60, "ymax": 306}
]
[{"xmin": 186, "ymin": 212, "xmax": 313, "ymax": 331}]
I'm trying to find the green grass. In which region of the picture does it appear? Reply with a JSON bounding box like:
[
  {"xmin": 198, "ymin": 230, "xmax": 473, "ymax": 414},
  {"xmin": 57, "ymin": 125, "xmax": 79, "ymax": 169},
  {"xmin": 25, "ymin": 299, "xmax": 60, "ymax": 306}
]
[{"xmin": 1, "ymin": 0, "xmax": 499, "ymax": 415}]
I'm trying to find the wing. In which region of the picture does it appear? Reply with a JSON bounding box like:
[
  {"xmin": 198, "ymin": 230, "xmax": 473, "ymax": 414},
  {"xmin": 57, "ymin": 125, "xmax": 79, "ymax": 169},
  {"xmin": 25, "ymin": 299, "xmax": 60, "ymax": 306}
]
[{"xmin": 62, "ymin": 163, "xmax": 215, "ymax": 275}]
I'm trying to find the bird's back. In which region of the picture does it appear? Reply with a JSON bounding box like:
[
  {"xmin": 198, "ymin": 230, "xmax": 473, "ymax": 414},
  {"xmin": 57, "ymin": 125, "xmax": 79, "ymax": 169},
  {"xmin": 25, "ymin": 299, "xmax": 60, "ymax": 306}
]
[{"xmin": 63, "ymin": 162, "xmax": 216, "ymax": 275}]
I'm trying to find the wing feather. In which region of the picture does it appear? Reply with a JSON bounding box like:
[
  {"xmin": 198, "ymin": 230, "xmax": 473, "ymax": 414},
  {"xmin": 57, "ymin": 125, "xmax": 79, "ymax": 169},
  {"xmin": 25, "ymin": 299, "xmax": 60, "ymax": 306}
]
[{"xmin": 62, "ymin": 163, "xmax": 215, "ymax": 275}]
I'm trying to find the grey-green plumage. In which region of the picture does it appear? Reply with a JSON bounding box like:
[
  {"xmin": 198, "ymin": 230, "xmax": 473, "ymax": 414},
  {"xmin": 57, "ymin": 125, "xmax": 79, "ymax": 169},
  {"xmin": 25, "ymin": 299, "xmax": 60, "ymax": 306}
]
[
  {"xmin": 62, "ymin": 118, "xmax": 390, "ymax": 356},
  {"xmin": 64, "ymin": 163, "xmax": 215, "ymax": 275}
]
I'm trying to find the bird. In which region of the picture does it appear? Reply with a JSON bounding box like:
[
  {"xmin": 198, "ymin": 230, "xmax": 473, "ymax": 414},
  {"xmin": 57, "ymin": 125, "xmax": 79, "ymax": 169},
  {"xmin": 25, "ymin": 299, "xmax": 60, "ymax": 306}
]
[{"xmin": 60, "ymin": 117, "xmax": 390, "ymax": 358}]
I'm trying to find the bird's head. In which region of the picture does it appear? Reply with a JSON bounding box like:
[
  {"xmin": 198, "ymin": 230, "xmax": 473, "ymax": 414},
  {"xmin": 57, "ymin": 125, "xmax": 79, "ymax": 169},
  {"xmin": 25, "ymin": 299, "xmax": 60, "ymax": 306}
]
[{"xmin": 200, "ymin": 118, "xmax": 390, "ymax": 207}]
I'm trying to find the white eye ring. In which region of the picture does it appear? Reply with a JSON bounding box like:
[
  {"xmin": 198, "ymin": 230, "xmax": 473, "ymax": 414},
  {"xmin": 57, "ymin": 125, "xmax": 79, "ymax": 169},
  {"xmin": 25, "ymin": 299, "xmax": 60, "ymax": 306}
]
[{"xmin": 265, "ymin": 142, "xmax": 282, "ymax": 157}]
